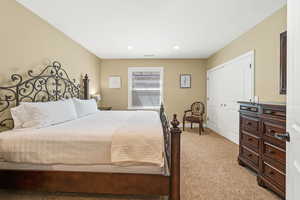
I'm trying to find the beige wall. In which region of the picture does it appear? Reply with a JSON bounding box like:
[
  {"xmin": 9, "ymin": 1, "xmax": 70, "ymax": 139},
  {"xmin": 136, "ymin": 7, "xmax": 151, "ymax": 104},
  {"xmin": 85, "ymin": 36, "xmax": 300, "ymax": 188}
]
[
  {"xmin": 206, "ymin": 6, "xmax": 287, "ymax": 103},
  {"xmin": 2, "ymin": 0, "xmax": 286, "ymax": 123},
  {"xmin": 0, "ymin": 0, "xmax": 101, "ymax": 94},
  {"xmin": 100, "ymin": 59, "xmax": 206, "ymax": 120}
]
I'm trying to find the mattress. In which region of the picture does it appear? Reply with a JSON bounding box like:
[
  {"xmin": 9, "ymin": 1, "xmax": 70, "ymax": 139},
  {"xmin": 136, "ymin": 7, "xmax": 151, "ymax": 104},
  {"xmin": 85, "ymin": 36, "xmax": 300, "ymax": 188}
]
[{"xmin": 0, "ymin": 110, "xmax": 164, "ymax": 166}]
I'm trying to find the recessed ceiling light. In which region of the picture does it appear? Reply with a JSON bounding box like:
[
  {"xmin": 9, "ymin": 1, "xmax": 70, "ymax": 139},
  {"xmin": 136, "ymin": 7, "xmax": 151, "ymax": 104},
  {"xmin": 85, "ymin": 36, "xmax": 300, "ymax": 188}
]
[
  {"xmin": 127, "ymin": 46, "xmax": 133, "ymax": 50},
  {"xmin": 173, "ymin": 45, "xmax": 180, "ymax": 50}
]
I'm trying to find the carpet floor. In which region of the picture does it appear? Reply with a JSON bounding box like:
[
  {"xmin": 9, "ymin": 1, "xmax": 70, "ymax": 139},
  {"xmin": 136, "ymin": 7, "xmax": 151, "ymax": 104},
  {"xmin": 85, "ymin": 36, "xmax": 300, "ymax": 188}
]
[{"xmin": 0, "ymin": 129, "xmax": 281, "ymax": 200}]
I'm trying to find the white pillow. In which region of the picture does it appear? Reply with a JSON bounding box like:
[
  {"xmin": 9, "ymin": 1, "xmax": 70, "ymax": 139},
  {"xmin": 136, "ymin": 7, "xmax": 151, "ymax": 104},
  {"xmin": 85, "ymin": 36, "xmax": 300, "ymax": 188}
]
[
  {"xmin": 10, "ymin": 104, "xmax": 30, "ymax": 129},
  {"xmin": 72, "ymin": 98, "xmax": 98, "ymax": 118},
  {"xmin": 11, "ymin": 104, "xmax": 53, "ymax": 129},
  {"xmin": 22, "ymin": 106, "xmax": 53, "ymax": 129},
  {"xmin": 21, "ymin": 99, "xmax": 78, "ymax": 128}
]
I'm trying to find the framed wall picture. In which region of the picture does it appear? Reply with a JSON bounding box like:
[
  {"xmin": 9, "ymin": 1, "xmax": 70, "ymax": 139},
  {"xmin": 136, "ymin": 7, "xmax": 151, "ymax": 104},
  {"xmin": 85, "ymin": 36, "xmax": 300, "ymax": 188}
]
[
  {"xmin": 109, "ymin": 76, "xmax": 121, "ymax": 88},
  {"xmin": 180, "ymin": 74, "xmax": 191, "ymax": 88}
]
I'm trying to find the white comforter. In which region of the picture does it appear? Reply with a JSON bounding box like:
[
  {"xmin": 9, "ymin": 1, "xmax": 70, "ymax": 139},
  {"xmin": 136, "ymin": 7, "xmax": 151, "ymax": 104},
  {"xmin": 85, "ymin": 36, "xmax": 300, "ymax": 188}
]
[{"xmin": 0, "ymin": 111, "xmax": 164, "ymax": 166}]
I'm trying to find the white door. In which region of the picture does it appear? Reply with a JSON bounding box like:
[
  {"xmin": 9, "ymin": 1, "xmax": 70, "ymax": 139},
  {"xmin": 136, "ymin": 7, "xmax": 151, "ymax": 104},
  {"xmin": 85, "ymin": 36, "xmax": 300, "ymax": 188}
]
[
  {"xmin": 286, "ymin": 0, "xmax": 300, "ymax": 199},
  {"xmin": 207, "ymin": 66, "xmax": 224, "ymax": 132},
  {"xmin": 221, "ymin": 54, "xmax": 253, "ymax": 144},
  {"xmin": 207, "ymin": 51, "xmax": 254, "ymax": 144}
]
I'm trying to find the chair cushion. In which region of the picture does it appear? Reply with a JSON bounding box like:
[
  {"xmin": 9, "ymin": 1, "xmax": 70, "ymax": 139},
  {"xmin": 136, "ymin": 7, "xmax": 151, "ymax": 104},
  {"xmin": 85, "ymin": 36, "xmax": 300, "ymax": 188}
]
[{"xmin": 185, "ymin": 115, "xmax": 203, "ymax": 122}]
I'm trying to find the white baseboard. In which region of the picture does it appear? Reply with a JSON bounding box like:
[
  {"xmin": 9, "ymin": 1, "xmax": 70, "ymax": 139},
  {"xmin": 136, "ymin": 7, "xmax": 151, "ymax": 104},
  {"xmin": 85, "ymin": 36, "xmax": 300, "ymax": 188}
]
[{"xmin": 206, "ymin": 125, "xmax": 239, "ymax": 144}]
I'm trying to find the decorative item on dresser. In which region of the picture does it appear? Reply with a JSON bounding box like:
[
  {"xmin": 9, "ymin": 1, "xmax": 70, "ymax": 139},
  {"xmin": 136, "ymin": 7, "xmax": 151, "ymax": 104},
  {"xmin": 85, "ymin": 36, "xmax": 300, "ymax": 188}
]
[{"xmin": 238, "ymin": 101, "xmax": 287, "ymax": 199}]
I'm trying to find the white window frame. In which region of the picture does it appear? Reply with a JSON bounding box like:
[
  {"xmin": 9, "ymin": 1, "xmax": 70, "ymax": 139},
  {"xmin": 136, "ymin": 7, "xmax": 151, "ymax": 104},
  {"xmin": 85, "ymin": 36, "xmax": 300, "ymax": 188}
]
[{"xmin": 128, "ymin": 67, "xmax": 164, "ymax": 110}]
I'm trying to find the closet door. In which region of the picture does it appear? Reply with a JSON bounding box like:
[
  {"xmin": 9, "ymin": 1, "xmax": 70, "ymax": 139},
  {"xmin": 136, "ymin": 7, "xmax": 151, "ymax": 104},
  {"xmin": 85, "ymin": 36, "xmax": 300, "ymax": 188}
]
[
  {"xmin": 221, "ymin": 54, "xmax": 253, "ymax": 143},
  {"xmin": 207, "ymin": 66, "xmax": 224, "ymax": 133},
  {"xmin": 213, "ymin": 67, "xmax": 226, "ymax": 137},
  {"xmin": 207, "ymin": 52, "xmax": 254, "ymax": 144}
]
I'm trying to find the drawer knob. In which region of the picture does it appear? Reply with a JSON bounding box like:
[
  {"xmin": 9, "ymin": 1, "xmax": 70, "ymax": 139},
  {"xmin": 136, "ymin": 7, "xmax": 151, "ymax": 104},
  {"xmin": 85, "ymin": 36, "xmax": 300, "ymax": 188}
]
[
  {"xmin": 248, "ymin": 154, "xmax": 253, "ymax": 157},
  {"xmin": 247, "ymin": 122, "xmax": 252, "ymax": 126},
  {"xmin": 265, "ymin": 110, "xmax": 273, "ymax": 114},
  {"xmin": 274, "ymin": 132, "xmax": 290, "ymax": 142},
  {"xmin": 248, "ymin": 138, "xmax": 253, "ymax": 141},
  {"xmin": 269, "ymin": 171, "xmax": 275, "ymax": 176}
]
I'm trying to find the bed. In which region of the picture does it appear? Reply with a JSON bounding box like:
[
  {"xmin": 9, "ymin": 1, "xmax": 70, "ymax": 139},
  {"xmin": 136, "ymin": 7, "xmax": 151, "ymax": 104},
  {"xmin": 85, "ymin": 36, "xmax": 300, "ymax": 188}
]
[{"xmin": 0, "ymin": 61, "xmax": 182, "ymax": 200}]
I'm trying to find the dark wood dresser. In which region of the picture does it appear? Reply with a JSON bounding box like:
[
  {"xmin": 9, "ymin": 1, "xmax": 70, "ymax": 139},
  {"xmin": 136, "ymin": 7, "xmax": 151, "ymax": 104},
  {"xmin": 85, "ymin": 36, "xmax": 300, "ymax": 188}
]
[{"xmin": 238, "ymin": 101, "xmax": 286, "ymax": 199}]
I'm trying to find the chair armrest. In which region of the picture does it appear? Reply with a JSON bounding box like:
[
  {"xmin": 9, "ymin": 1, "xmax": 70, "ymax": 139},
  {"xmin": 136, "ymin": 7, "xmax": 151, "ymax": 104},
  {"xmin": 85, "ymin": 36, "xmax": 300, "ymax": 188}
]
[
  {"xmin": 184, "ymin": 110, "xmax": 192, "ymax": 114},
  {"xmin": 183, "ymin": 110, "xmax": 192, "ymax": 118}
]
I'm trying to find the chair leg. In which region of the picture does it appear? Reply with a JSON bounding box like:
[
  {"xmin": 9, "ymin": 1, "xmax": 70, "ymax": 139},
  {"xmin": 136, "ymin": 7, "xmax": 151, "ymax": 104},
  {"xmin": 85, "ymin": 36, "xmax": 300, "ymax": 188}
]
[
  {"xmin": 183, "ymin": 119, "xmax": 185, "ymax": 131},
  {"xmin": 191, "ymin": 123, "xmax": 193, "ymax": 129},
  {"xmin": 199, "ymin": 123, "xmax": 201, "ymax": 135},
  {"xmin": 201, "ymin": 122, "xmax": 205, "ymax": 134}
]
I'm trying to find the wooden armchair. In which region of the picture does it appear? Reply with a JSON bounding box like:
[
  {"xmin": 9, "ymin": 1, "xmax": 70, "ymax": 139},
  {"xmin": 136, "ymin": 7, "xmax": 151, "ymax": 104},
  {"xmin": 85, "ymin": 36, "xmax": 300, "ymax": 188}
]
[{"xmin": 183, "ymin": 102, "xmax": 205, "ymax": 135}]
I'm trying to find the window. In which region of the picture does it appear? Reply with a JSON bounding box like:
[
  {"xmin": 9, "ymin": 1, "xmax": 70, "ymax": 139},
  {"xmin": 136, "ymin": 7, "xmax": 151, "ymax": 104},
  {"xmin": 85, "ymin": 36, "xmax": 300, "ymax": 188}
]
[{"xmin": 128, "ymin": 67, "xmax": 163, "ymax": 109}]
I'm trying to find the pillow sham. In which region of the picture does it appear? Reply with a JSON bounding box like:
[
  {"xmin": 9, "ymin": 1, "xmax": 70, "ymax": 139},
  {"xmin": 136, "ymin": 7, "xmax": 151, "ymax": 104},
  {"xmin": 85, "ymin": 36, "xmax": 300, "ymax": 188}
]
[
  {"xmin": 10, "ymin": 104, "xmax": 30, "ymax": 129},
  {"xmin": 11, "ymin": 103, "xmax": 53, "ymax": 129},
  {"xmin": 72, "ymin": 98, "xmax": 98, "ymax": 118},
  {"xmin": 21, "ymin": 99, "xmax": 78, "ymax": 128},
  {"xmin": 21, "ymin": 106, "xmax": 53, "ymax": 129}
]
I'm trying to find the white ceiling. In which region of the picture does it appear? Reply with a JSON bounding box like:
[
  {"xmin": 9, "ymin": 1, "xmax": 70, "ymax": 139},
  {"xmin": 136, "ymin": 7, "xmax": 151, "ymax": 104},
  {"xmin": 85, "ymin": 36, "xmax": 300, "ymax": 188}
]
[{"xmin": 16, "ymin": 0, "xmax": 286, "ymax": 59}]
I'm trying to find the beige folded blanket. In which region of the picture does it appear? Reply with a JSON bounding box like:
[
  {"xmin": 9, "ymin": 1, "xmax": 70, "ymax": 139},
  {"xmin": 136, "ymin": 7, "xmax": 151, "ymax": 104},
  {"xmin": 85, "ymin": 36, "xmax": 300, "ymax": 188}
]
[{"xmin": 111, "ymin": 111, "xmax": 164, "ymax": 166}]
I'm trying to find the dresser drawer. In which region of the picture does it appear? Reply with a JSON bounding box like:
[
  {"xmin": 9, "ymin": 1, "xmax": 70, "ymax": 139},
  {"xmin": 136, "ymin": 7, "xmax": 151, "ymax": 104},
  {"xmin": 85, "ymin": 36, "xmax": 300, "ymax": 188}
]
[
  {"xmin": 241, "ymin": 132, "xmax": 260, "ymax": 153},
  {"xmin": 263, "ymin": 108, "xmax": 286, "ymax": 119},
  {"xmin": 240, "ymin": 105, "xmax": 259, "ymax": 113},
  {"xmin": 263, "ymin": 142, "xmax": 285, "ymax": 165},
  {"xmin": 240, "ymin": 146, "xmax": 259, "ymax": 168},
  {"xmin": 262, "ymin": 121, "xmax": 286, "ymax": 149},
  {"xmin": 241, "ymin": 115, "xmax": 260, "ymax": 135},
  {"xmin": 262, "ymin": 162, "xmax": 285, "ymax": 189}
]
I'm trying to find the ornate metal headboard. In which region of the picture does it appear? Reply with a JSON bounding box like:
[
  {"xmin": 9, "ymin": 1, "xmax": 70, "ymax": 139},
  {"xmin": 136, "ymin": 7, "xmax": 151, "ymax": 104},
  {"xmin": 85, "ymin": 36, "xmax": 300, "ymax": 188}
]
[{"xmin": 0, "ymin": 61, "xmax": 90, "ymax": 131}]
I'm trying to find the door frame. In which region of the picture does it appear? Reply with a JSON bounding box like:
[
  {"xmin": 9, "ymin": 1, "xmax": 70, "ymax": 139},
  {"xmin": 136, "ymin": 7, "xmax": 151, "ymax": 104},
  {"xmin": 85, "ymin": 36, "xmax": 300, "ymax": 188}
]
[{"xmin": 286, "ymin": 0, "xmax": 300, "ymax": 199}]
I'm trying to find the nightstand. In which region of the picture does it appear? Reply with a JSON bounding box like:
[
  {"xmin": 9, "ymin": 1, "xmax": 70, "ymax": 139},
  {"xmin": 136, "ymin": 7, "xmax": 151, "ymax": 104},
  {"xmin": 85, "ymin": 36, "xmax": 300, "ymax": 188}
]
[{"xmin": 98, "ymin": 106, "xmax": 112, "ymax": 111}]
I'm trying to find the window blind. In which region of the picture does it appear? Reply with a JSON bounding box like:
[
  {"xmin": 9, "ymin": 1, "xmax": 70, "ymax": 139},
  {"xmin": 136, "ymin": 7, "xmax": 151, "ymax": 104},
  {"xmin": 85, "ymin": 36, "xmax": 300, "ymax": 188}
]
[{"xmin": 129, "ymin": 69, "xmax": 163, "ymax": 108}]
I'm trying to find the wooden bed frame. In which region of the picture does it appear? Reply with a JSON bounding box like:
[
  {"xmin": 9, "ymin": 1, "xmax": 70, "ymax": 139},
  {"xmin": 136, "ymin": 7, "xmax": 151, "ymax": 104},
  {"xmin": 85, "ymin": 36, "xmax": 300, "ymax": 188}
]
[{"xmin": 0, "ymin": 61, "xmax": 182, "ymax": 200}]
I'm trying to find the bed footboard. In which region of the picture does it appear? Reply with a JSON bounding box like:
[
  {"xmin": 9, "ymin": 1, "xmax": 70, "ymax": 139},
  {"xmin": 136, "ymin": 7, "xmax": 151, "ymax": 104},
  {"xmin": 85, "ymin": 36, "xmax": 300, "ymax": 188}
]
[{"xmin": 160, "ymin": 105, "xmax": 182, "ymax": 200}]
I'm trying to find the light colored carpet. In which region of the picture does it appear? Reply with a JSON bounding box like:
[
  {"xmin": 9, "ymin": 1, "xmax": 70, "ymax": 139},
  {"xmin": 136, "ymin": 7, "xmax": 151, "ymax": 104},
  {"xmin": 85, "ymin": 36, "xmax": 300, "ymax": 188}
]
[{"xmin": 0, "ymin": 129, "xmax": 280, "ymax": 200}]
